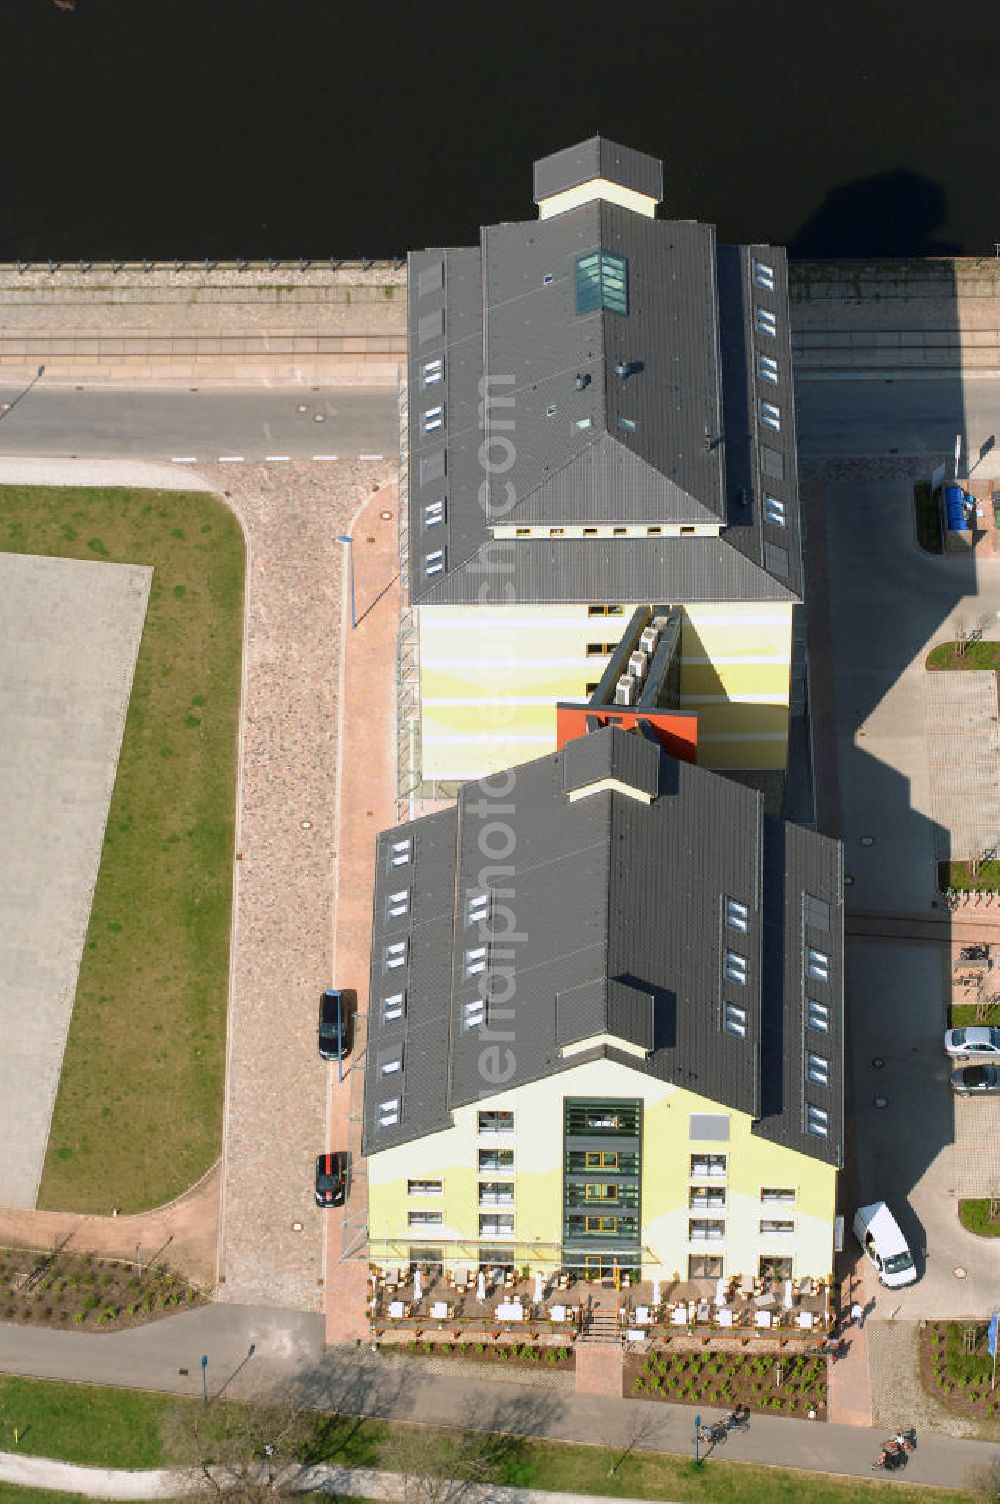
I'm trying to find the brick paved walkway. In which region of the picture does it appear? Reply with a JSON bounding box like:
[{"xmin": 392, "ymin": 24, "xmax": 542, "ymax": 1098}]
[
  {"xmin": 925, "ymin": 670, "xmax": 1000, "ymax": 864},
  {"xmin": 212, "ymin": 459, "xmax": 396, "ymax": 1311},
  {"xmin": 323, "ymin": 487, "xmax": 401, "ymax": 1343}
]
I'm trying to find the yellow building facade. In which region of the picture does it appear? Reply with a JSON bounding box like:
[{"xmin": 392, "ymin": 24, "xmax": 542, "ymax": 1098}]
[
  {"xmin": 418, "ymin": 600, "xmax": 794, "ymax": 780},
  {"xmin": 368, "ymin": 1056, "xmax": 836, "ymax": 1282}
]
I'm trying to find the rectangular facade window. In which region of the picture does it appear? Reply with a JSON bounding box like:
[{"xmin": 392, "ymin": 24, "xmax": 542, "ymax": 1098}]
[
  {"xmin": 725, "ymin": 896, "xmax": 749, "ymax": 932},
  {"xmin": 389, "ymin": 837, "xmax": 412, "ymax": 867},
  {"xmin": 383, "ymin": 940, "xmax": 407, "ymax": 971},
  {"xmin": 574, "ymin": 417, "xmax": 592, "ymax": 430},
  {"xmin": 408, "ymin": 1179, "xmax": 443, "ymax": 1196},
  {"xmin": 421, "ymin": 356, "xmax": 444, "ymax": 386},
  {"xmin": 760, "ymin": 1255, "xmax": 793, "ymax": 1279},
  {"xmin": 422, "ymin": 405, "xmax": 444, "ymax": 434},
  {"xmin": 759, "ymin": 400, "xmax": 781, "ymax": 432},
  {"xmin": 575, "ymin": 251, "xmax": 629, "ymax": 315},
  {"xmin": 690, "ymin": 1153, "xmax": 727, "ymax": 1178},
  {"xmin": 582, "ymin": 527, "xmax": 599, "ymax": 536},
  {"xmin": 617, "ymin": 416, "xmax": 637, "ymax": 432},
  {"xmin": 807, "ymin": 947, "xmax": 830, "ymax": 982},
  {"xmin": 807, "ymin": 1050, "xmax": 830, "ymax": 1087},
  {"xmin": 759, "ymin": 1219, "xmax": 795, "ymax": 1235},
  {"xmin": 463, "ymin": 998, "xmax": 486, "ymax": 1030},
  {"xmin": 755, "ymin": 307, "xmax": 777, "ymax": 336},
  {"xmin": 478, "ymin": 1110, "xmax": 514, "ymax": 1135},
  {"xmin": 423, "ymin": 547, "xmax": 446, "ymax": 577},
  {"xmin": 466, "ymin": 892, "xmax": 491, "ymax": 925},
  {"xmin": 585, "ymin": 1215, "xmax": 618, "ymax": 1232},
  {"xmin": 550, "ymin": 527, "xmax": 566, "ymax": 536},
  {"xmin": 408, "ymin": 1211, "xmax": 443, "ymax": 1227},
  {"xmin": 689, "ymin": 1254, "xmax": 724, "ymax": 1278},
  {"xmin": 515, "ymin": 527, "xmax": 531, "ymax": 535},
  {"xmin": 584, "ymin": 1182, "xmax": 618, "ymax": 1201},
  {"xmin": 478, "ymin": 1181, "xmax": 515, "ymax": 1206},
  {"xmin": 585, "ymin": 1151, "xmax": 618, "ymax": 1169},
  {"xmin": 760, "ymin": 444, "xmax": 785, "ymax": 481},
  {"xmin": 761, "ymin": 1187, "xmax": 796, "ymax": 1204},
  {"xmin": 479, "ymin": 1214, "xmax": 514, "ymax": 1237},
  {"xmin": 807, "ymin": 1103, "xmax": 829, "ymax": 1138},
  {"xmin": 478, "ymin": 1148, "xmax": 514, "ymax": 1171},
  {"xmin": 724, "ymin": 1001, "xmax": 747, "ymax": 1038},
  {"xmin": 758, "ymin": 353, "xmax": 779, "ymax": 384},
  {"xmin": 382, "ymin": 991, "xmax": 405, "ymax": 1023},
  {"xmin": 587, "ymin": 605, "xmax": 624, "ymax": 616},
  {"xmin": 763, "ymin": 493, "xmax": 786, "ymax": 526},
  {"xmin": 753, "ymin": 259, "xmax": 776, "ymax": 291},
  {"xmin": 689, "ymin": 1186, "xmax": 726, "ymax": 1210},
  {"xmin": 807, "ymin": 998, "xmax": 830, "ymax": 1032},
  {"xmin": 386, "ymin": 889, "xmax": 409, "ymax": 919},
  {"xmin": 379, "ymin": 1055, "xmax": 402, "ymax": 1078},
  {"xmin": 689, "ymin": 1114, "xmax": 730, "ymax": 1142},
  {"xmin": 464, "ymin": 945, "xmax": 488, "ymax": 977},
  {"xmin": 724, "ymin": 950, "xmax": 748, "ymax": 985},
  {"xmin": 378, "ymin": 1098, "xmax": 400, "ymax": 1128},
  {"xmin": 422, "ymin": 499, "xmax": 445, "ymax": 528},
  {"xmin": 689, "ymin": 1219, "xmax": 726, "ymax": 1241},
  {"xmin": 586, "ymin": 642, "xmax": 616, "ymax": 657}
]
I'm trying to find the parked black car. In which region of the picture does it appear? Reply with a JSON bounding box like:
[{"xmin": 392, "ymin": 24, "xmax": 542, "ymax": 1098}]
[
  {"xmin": 315, "ymin": 1151, "xmax": 350, "ymax": 1208},
  {"xmin": 319, "ymin": 988, "xmax": 352, "ymax": 1061}
]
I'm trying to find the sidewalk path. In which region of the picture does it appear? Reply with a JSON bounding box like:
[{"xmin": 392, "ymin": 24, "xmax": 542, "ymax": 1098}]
[{"xmin": 1, "ymin": 1314, "xmax": 998, "ymax": 1491}]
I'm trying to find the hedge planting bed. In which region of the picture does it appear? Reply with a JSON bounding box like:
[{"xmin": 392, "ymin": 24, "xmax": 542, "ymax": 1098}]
[
  {"xmin": 0, "ymin": 1246, "xmax": 204, "ymax": 1331},
  {"xmin": 626, "ymin": 1349, "xmax": 827, "ymax": 1418}
]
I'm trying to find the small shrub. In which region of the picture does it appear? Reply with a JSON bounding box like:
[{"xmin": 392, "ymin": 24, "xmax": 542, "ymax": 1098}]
[
  {"xmin": 74, "ymin": 1311, "xmax": 86, "ymax": 1324},
  {"xmin": 633, "ymin": 1376, "xmax": 646, "ymax": 1393}
]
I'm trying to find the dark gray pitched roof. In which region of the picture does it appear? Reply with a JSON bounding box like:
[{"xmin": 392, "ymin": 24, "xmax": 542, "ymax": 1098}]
[
  {"xmin": 363, "ymin": 728, "xmax": 843, "ymax": 1168},
  {"xmin": 563, "ymin": 722, "xmax": 660, "ymax": 796},
  {"xmin": 407, "ymin": 151, "xmax": 803, "ymax": 609},
  {"xmin": 414, "ymin": 534, "xmax": 797, "ymax": 606},
  {"xmin": 533, "ymin": 136, "xmax": 664, "ymax": 204}
]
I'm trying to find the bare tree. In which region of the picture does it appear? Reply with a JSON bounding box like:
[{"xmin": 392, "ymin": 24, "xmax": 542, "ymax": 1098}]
[
  {"xmin": 160, "ymin": 1392, "xmax": 317, "ymax": 1500},
  {"xmin": 966, "ymin": 1457, "xmax": 1000, "ymax": 1504},
  {"xmin": 377, "ymin": 1426, "xmax": 499, "ymax": 1504},
  {"xmin": 605, "ymin": 1406, "xmax": 660, "ymax": 1478}
]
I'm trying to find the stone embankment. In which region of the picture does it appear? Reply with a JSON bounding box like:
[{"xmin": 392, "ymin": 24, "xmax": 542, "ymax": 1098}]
[
  {"xmin": 0, "ymin": 260, "xmax": 406, "ymax": 387},
  {"xmin": 790, "ymin": 256, "xmax": 1000, "ymax": 376}
]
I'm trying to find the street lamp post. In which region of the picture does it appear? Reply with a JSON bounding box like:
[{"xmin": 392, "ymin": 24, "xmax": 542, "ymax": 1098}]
[
  {"xmin": 0, "ymin": 364, "xmax": 45, "ymax": 425},
  {"xmin": 694, "ymin": 1413, "xmax": 701, "ymax": 1468},
  {"xmin": 336, "ymin": 535, "xmax": 356, "ymax": 630},
  {"xmin": 201, "ymin": 1354, "xmax": 208, "ymax": 1407}
]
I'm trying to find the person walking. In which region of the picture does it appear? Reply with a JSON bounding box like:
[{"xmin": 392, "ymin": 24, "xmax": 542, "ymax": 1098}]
[{"xmin": 850, "ymin": 1299, "xmax": 865, "ymax": 1329}]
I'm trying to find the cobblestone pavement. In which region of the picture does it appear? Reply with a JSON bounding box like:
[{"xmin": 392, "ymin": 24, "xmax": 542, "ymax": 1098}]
[
  {"xmin": 211, "ymin": 459, "xmax": 396, "ymax": 1311},
  {"xmin": 867, "ymin": 1319, "xmax": 995, "ymax": 1440}
]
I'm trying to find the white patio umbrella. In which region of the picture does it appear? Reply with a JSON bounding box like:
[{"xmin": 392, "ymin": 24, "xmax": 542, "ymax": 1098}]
[
  {"xmin": 413, "ymin": 1267, "xmax": 422, "ymax": 1302},
  {"xmin": 534, "ymin": 1271, "xmax": 544, "ymax": 1305},
  {"xmin": 715, "ymin": 1276, "xmax": 727, "ymax": 1306},
  {"xmin": 783, "ymin": 1278, "xmax": 794, "ymax": 1310},
  {"xmin": 476, "ymin": 1269, "xmax": 486, "ymax": 1303},
  {"xmin": 652, "ymin": 1278, "xmax": 661, "ymax": 1306}
]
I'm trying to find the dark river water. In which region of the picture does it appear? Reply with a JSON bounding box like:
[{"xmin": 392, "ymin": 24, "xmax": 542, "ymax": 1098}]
[{"xmin": 4, "ymin": 0, "xmax": 997, "ymax": 261}]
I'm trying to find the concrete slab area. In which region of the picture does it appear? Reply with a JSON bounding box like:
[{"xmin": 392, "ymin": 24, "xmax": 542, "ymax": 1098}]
[
  {"xmin": 0, "ymin": 552, "xmax": 151, "ymax": 1207},
  {"xmin": 924, "ymin": 669, "xmax": 1000, "ymax": 863}
]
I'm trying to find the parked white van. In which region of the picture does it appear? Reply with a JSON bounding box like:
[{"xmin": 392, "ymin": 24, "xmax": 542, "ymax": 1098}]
[{"xmin": 853, "ymin": 1202, "xmax": 918, "ymax": 1288}]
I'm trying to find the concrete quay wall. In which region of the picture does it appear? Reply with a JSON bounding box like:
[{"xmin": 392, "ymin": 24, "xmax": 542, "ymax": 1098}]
[
  {"xmin": 790, "ymin": 256, "xmax": 1000, "ymax": 375},
  {"xmin": 0, "ymin": 261, "xmax": 407, "ymax": 386}
]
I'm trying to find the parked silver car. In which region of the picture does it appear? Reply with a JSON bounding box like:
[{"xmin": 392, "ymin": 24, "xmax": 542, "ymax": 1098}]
[
  {"xmin": 951, "ymin": 1064, "xmax": 1000, "ymax": 1096},
  {"xmin": 943, "ymin": 1026, "xmax": 1000, "ymax": 1059}
]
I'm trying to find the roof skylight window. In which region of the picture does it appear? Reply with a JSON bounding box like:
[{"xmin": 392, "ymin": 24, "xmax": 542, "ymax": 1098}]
[
  {"xmin": 724, "ymin": 950, "xmax": 748, "ymax": 985},
  {"xmin": 575, "ymin": 251, "xmax": 629, "ymax": 315}
]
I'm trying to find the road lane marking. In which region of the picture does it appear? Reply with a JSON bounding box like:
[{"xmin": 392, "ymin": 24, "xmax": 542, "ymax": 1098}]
[
  {"xmin": 358, "ymin": 453, "xmax": 384, "ymax": 460},
  {"xmin": 218, "ymin": 456, "xmax": 245, "ymax": 463},
  {"xmin": 265, "ymin": 454, "xmax": 290, "ymax": 462},
  {"xmin": 312, "ymin": 454, "xmax": 340, "ymax": 461},
  {"xmin": 171, "ymin": 456, "xmax": 198, "ymax": 463}
]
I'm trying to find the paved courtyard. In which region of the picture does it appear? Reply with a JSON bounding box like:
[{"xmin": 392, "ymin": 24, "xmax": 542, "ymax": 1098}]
[
  {"xmin": 0, "ymin": 552, "xmax": 150, "ymax": 1209},
  {"xmin": 925, "ymin": 669, "xmax": 1000, "ymax": 865}
]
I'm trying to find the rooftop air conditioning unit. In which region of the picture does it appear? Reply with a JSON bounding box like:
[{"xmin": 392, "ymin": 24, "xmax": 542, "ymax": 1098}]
[
  {"xmin": 639, "ymin": 627, "xmax": 659, "ymax": 655},
  {"xmin": 615, "ymin": 674, "xmax": 635, "ymax": 706},
  {"xmin": 628, "ymin": 650, "xmax": 648, "ymax": 680},
  {"xmin": 651, "ymin": 614, "xmax": 670, "ymax": 631}
]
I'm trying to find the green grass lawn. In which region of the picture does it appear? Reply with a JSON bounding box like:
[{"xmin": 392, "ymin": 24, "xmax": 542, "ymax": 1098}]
[
  {"xmin": 959, "ymin": 1200, "xmax": 1000, "ymax": 1238},
  {"xmin": 950, "ymin": 1002, "xmax": 1000, "ymax": 1027},
  {"xmin": 939, "ymin": 859, "xmax": 1000, "ymax": 893},
  {"xmin": 0, "ymin": 1377, "xmax": 968, "ymax": 1504},
  {"xmin": 926, "ymin": 640, "xmax": 1000, "ymax": 671},
  {"xmin": 0, "ymin": 485, "xmax": 243, "ymax": 1213}
]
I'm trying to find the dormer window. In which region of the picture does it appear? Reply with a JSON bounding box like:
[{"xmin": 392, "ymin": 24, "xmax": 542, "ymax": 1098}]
[
  {"xmin": 807, "ymin": 947, "xmax": 830, "ymax": 982},
  {"xmin": 422, "ymin": 405, "xmax": 444, "ymax": 434},
  {"xmin": 423, "ymin": 499, "xmax": 445, "ymax": 529},
  {"xmin": 464, "ymin": 945, "xmax": 488, "ymax": 977},
  {"xmin": 466, "ymin": 892, "xmax": 491, "ymax": 925},
  {"xmin": 724, "ymin": 950, "xmax": 748, "ymax": 985},
  {"xmin": 386, "ymin": 889, "xmax": 409, "ymax": 920},
  {"xmin": 384, "ymin": 940, "xmax": 407, "ymax": 971},
  {"xmin": 753, "ymin": 259, "xmax": 776, "ymax": 291},
  {"xmin": 389, "ymin": 837, "xmax": 412, "ymax": 868},
  {"xmin": 725, "ymin": 897, "xmax": 748, "ymax": 933},
  {"xmin": 421, "ymin": 356, "xmax": 444, "ymax": 387},
  {"xmin": 378, "ymin": 1098, "xmax": 400, "ymax": 1129},
  {"xmin": 424, "ymin": 547, "xmax": 446, "ymax": 577},
  {"xmin": 755, "ymin": 307, "xmax": 777, "ymax": 337}
]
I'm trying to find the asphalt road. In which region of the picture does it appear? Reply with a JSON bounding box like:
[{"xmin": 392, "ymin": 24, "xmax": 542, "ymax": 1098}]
[
  {"xmin": 796, "ymin": 374, "xmax": 1000, "ymax": 461},
  {"xmin": 0, "ymin": 385, "xmax": 398, "ymax": 462}
]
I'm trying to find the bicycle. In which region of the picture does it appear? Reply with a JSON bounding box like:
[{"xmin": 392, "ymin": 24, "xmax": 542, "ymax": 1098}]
[
  {"xmin": 698, "ymin": 1422, "xmax": 728, "ymax": 1447},
  {"xmin": 724, "ymin": 1407, "xmax": 750, "ymax": 1433}
]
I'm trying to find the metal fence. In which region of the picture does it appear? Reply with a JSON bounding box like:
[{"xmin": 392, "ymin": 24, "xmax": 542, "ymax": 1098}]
[{"xmin": 2, "ymin": 258, "xmax": 406, "ymax": 275}]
